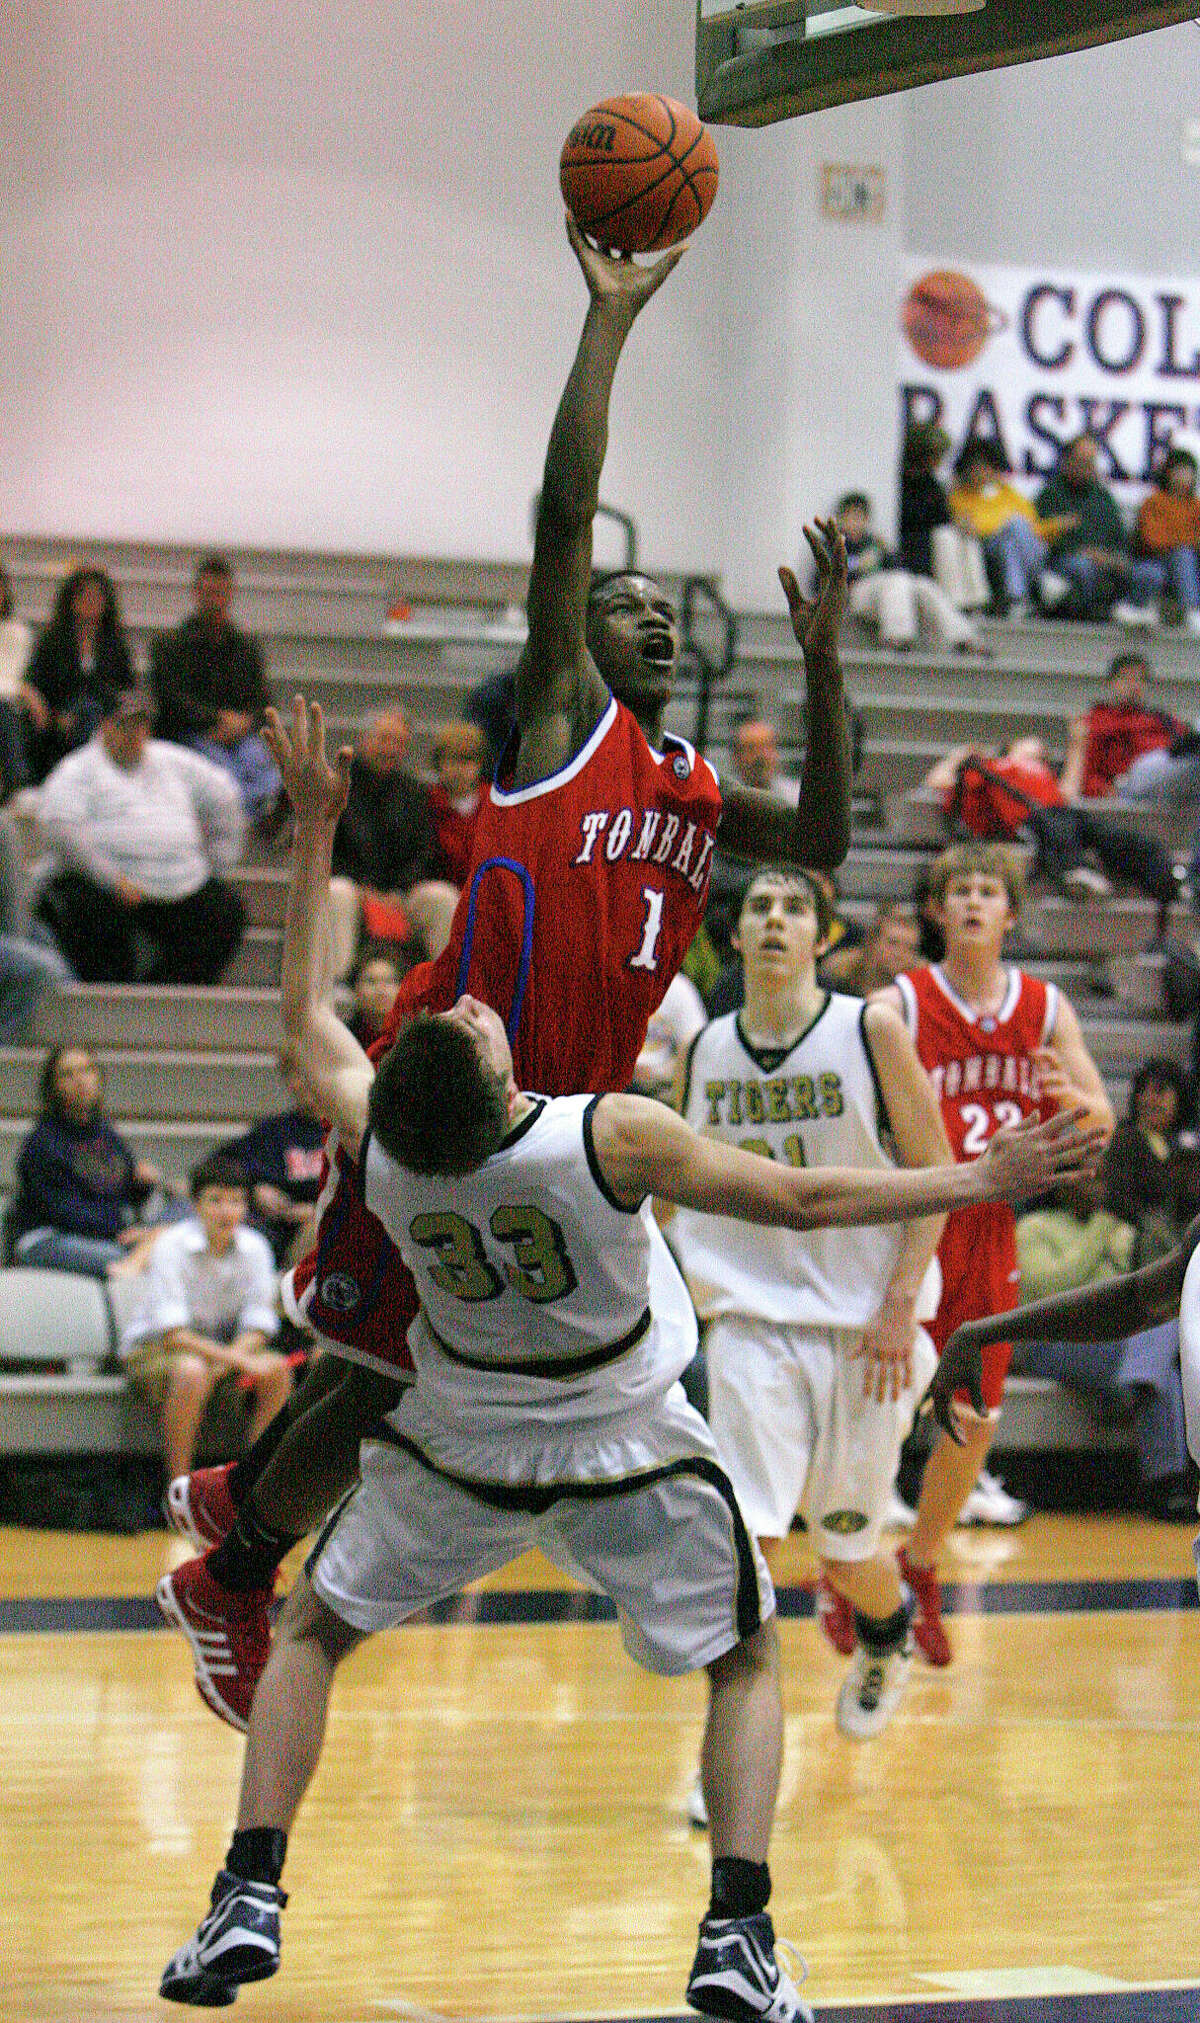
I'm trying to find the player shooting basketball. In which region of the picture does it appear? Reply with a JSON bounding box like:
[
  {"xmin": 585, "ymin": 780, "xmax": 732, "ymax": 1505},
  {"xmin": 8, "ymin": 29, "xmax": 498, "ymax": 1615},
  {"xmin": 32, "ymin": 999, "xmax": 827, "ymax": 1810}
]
[{"xmin": 160, "ymin": 214, "xmax": 855, "ymax": 1729}]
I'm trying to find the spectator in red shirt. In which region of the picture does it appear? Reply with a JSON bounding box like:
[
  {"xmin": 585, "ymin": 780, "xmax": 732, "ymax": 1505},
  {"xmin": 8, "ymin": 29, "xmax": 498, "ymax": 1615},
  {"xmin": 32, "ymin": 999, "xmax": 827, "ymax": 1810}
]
[
  {"xmin": 1059, "ymin": 653, "xmax": 1195, "ymax": 805},
  {"xmin": 923, "ymin": 735, "xmax": 1181, "ymax": 916},
  {"xmin": 427, "ymin": 718, "xmax": 485, "ymax": 888}
]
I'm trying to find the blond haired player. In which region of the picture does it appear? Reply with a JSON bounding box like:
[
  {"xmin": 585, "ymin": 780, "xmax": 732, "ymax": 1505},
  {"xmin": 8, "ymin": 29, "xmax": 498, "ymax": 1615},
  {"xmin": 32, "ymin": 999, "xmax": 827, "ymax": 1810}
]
[
  {"xmin": 669, "ymin": 868, "xmax": 953, "ymax": 1743},
  {"xmin": 874, "ymin": 842, "xmax": 1114, "ymax": 1665}
]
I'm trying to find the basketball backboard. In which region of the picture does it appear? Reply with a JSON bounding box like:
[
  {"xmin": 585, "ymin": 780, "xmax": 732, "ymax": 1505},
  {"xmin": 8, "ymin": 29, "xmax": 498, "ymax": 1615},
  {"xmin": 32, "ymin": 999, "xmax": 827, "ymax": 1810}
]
[{"xmin": 696, "ymin": 0, "xmax": 1200, "ymax": 125}]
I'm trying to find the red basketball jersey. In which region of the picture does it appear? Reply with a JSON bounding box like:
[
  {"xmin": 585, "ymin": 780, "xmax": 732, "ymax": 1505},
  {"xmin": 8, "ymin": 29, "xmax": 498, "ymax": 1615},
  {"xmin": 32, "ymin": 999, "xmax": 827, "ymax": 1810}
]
[
  {"xmin": 285, "ymin": 695, "xmax": 722, "ymax": 1372},
  {"xmin": 895, "ymin": 964, "xmax": 1058, "ymax": 1402}
]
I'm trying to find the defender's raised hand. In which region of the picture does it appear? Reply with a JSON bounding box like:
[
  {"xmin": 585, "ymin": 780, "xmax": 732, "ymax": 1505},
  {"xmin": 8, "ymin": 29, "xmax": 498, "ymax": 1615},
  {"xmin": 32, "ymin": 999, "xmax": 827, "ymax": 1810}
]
[
  {"xmin": 778, "ymin": 518, "xmax": 849, "ymax": 665},
  {"xmin": 923, "ymin": 1325, "xmax": 989, "ymax": 1442},
  {"xmin": 263, "ymin": 697, "xmax": 352, "ymax": 831},
  {"xmin": 974, "ymin": 1106, "xmax": 1105, "ymax": 1203}
]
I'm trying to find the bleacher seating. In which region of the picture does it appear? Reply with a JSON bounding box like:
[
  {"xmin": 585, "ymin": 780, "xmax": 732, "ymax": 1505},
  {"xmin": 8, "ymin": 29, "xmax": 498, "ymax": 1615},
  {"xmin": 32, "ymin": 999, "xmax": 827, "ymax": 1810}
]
[{"xmin": 6, "ymin": 533, "xmax": 1200, "ymax": 1467}]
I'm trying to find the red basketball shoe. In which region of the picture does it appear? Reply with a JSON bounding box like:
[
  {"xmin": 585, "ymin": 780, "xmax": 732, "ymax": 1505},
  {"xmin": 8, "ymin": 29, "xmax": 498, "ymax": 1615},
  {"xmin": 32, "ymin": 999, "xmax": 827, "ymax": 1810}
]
[
  {"xmin": 157, "ymin": 1556, "xmax": 272, "ymax": 1732},
  {"xmin": 898, "ymin": 1547, "xmax": 952, "ymax": 1668},
  {"xmin": 166, "ymin": 1463, "xmax": 238, "ymax": 1553},
  {"xmin": 815, "ymin": 1574, "xmax": 855, "ymax": 1657}
]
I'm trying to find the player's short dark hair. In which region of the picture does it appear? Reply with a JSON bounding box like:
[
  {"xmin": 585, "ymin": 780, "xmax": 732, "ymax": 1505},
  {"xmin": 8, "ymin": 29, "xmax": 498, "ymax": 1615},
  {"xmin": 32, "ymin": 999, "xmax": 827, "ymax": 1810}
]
[
  {"xmin": 190, "ymin": 1153, "xmax": 249, "ymax": 1199},
  {"xmin": 369, "ymin": 1013, "xmax": 509, "ymax": 1176},
  {"xmin": 740, "ymin": 865, "xmax": 835, "ymax": 942}
]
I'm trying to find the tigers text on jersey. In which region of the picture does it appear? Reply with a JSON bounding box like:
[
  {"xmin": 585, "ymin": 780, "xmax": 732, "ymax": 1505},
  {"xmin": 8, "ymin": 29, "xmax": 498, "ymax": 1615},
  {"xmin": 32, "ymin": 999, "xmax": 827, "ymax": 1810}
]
[
  {"xmin": 668, "ymin": 993, "xmax": 938, "ymax": 1330},
  {"xmin": 361, "ymin": 1093, "xmax": 698, "ymax": 1459},
  {"xmin": 894, "ymin": 966, "xmax": 1057, "ymax": 1161}
]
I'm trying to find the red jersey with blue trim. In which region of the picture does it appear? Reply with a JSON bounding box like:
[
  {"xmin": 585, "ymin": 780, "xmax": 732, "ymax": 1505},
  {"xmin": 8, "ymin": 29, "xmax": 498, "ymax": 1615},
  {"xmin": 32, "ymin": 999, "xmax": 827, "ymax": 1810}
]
[
  {"xmin": 285, "ymin": 695, "xmax": 721, "ymax": 1372},
  {"xmin": 894, "ymin": 964, "xmax": 1058, "ymax": 1405}
]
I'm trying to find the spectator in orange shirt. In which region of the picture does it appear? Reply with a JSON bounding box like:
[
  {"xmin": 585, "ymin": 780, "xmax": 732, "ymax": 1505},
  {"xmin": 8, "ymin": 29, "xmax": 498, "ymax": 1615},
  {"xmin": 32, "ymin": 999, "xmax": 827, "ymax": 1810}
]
[
  {"xmin": 1059, "ymin": 654, "xmax": 1194, "ymax": 805},
  {"xmin": 427, "ymin": 719, "xmax": 485, "ymax": 889},
  {"xmin": 1137, "ymin": 447, "xmax": 1200, "ymax": 636}
]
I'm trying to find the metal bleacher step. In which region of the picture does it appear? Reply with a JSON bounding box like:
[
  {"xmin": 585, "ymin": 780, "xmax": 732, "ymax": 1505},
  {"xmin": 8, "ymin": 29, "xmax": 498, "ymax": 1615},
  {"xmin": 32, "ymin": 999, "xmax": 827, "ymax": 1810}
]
[
  {"xmin": 0, "ymin": 1047, "xmax": 281, "ymax": 1119},
  {"xmin": 31, "ymin": 984, "xmax": 280, "ymax": 1053}
]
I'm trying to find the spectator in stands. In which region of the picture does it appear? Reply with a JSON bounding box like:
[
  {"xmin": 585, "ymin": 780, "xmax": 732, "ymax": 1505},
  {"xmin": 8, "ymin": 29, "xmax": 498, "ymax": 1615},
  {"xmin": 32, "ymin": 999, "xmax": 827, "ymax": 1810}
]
[
  {"xmin": 10, "ymin": 1043, "xmax": 177, "ymax": 1277},
  {"xmin": 631, "ymin": 970, "xmax": 708, "ymax": 1100},
  {"xmin": 948, "ymin": 439, "xmax": 1075, "ymax": 618},
  {"xmin": 118, "ymin": 1153, "xmax": 291, "ymax": 1481},
  {"xmin": 224, "ymin": 1046, "xmax": 327, "ymax": 1267},
  {"xmin": 427, "ymin": 718, "xmax": 485, "ymax": 888},
  {"xmin": 36, "ymin": 689, "xmax": 247, "ymax": 983},
  {"xmin": 924, "ymin": 737, "xmax": 1183, "ymax": 916},
  {"xmin": 345, "ymin": 945, "xmax": 402, "ymax": 1049},
  {"xmin": 899, "ymin": 421, "xmax": 989, "ymax": 616},
  {"xmin": 150, "ymin": 554, "xmax": 282, "ymax": 828},
  {"xmin": 326, "ymin": 707, "xmax": 458, "ymax": 979},
  {"xmin": 1012, "ymin": 1176, "xmax": 1197, "ymax": 1514},
  {"xmin": 1059, "ymin": 652, "xmax": 1196, "ymax": 806},
  {"xmin": 465, "ymin": 665, "xmax": 516, "ymax": 781},
  {"xmin": 1135, "ymin": 446, "xmax": 1200, "ymax": 637},
  {"xmin": 728, "ymin": 716, "xmax": 797, "ymax": 799},
  {"xmin": 0, "ymin": 560, "xmax": 37, "ymax": 797},
  {"xmin": 1034, "ymin": 434, "xmax": 1161, "ymax": 626},
  {"xmin": 1104, "ymin": 1059, "xmax": 1200, "ymax": 1264},
  {"xmin": 835, "ymin": 491, "xmax": 988, "ymax": 655},
  {"xmin": 821, "ymin": 900, "xmax": 920, "ymax": 997},
  {"xmin": 911, "ymin": 859, "xmax": 946, "ymax": 964},
  {"xmin": 25, "ymin": 567, "xmax": 136, "ymax": 780},
  {"xmin": 0, "ymin": 808, "xmax": 69, "ymax": 1042}
]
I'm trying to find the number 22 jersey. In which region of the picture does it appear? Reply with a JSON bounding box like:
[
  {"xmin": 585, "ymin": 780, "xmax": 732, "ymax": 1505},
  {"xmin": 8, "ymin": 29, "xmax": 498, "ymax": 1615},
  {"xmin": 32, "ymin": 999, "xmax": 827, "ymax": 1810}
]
[{"xmin": 894, "ymin": 964, "xmax": 1057, "ymax": 1394}]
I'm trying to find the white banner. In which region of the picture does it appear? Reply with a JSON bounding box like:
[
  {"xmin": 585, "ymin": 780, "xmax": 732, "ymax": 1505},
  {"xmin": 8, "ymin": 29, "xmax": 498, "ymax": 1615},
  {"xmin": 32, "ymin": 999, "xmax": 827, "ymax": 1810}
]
[{"xmin": 898, "ymin": 259, "xmax": 1200, "ymax": 500}]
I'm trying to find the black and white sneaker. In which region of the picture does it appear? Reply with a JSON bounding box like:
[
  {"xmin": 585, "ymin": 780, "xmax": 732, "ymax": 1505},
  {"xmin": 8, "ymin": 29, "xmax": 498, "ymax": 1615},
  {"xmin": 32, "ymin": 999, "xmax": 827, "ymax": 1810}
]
[
  {"xmin": 160, "ymin": 1869, "xmax": 285, "ymax": 2007},
  {"xmin": 686, "ymin": 1910, "xmax": 813, "ymax": 2022},
  {"xmin": 836, "ymin": 1627, "xmax": 914, "ymax": 1740}
]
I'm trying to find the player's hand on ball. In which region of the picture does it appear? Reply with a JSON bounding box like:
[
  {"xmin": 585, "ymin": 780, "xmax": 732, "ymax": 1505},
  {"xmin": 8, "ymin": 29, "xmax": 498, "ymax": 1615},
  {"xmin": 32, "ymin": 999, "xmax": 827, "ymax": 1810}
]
[
  {"xmin": 778, "ymin": 518, "xmax": 848, "ymax": 664},
  {"xmin": 922, "ymin": 1327, "xmax": 987, "ymax": 1442},
  {"xmin": 565, "ymin": 214, "xmax": 684, "ymax": 318},
  {"xmin": 263, "ymin": 696, "xmax": 352, "ymax": 830}
]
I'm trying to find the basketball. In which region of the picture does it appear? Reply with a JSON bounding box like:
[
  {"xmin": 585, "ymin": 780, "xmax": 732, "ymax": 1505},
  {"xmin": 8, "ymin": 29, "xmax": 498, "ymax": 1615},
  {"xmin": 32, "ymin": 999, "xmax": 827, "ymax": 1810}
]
[
  {"xmin": 559, "ymin": 94, "xmax": 719, "ymax": 255},
  {"xmin": 901, "ymin": 268, "xmax": 1006, "ymax": 370}
]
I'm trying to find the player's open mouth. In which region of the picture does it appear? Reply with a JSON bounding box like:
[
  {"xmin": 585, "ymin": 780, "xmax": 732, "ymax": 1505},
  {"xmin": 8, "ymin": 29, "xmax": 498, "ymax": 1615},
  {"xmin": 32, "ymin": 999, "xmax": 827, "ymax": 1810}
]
[{"xmin": 640, "ymin": 631, "xmax": 675, "ymax": 667}]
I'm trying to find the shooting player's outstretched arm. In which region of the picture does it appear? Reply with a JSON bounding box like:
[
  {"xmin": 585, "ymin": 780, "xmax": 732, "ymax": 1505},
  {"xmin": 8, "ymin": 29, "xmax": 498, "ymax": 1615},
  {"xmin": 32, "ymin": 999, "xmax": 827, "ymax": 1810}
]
[
  {"xmin": 591, "ymin": 1091, "xmax": 1105, "ymax": 1230},
  {"xmin": 926, "ymin": 1213, "xmax": 1200, "ymax": 1437},
  {"xmin": 265, "ymin": 698, "xmax": 373, "ymax": 1157},
  {"xmin": 515, "ymin": 218, "xmax": 683, "ymax": 780},
  {"xmin": 716, "ymin": 520, "xmax": 853, "ymax": 871}
]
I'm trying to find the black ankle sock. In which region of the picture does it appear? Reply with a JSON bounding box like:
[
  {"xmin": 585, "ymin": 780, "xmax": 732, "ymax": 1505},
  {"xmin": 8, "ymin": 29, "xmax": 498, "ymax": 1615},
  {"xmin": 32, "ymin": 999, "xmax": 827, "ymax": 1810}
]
[
  {"xmin": 855, "ymin": 1602, "xmax": 911, "ymax": 1655},
  {"xmin": 709, "ymin": 1857, "xmax": 771, "ymax": 1920},
  {"xmin": 226, "ymin": 1827, "xmax": 288, "ymax": 1886},
  {"xmin": 208, "ymin": 1507, "xmax": 300, "ymax": 1593}
]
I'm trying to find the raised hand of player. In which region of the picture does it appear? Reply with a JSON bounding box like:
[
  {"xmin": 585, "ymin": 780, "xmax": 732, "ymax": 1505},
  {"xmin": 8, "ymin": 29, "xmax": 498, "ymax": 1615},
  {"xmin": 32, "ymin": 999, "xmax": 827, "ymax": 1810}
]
[
  {"xmin": 855, "ymin": 1299, "xmax": 916, "ymax": 1405},
  {"xmin": 974, "ymin": 1106, "xmax": 1105, "ymax": 1202},
  {"xmin": 922, "ymin": 1324, "xmax": 988, "ymax": 1442},
  {"xmin": 778, "ymin": 519, "xmax": 848, "ymax": 665},
  {"xmin": 565, "ymin": 212, "xmax": 684, "ymax": 319},
  {"xmin": 263, "ymin": 696, "xmax": 352, "ymax": 832}
]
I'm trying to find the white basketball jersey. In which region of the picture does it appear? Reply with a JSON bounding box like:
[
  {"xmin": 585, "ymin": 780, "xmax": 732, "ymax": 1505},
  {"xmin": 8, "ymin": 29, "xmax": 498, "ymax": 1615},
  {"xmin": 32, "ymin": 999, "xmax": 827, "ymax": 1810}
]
[
  {"xmin": 669, "ymin": 994, "xmax": 939, "ymax": 1328},
  {"xmin": 363, "ymin": 1093, "xmax": 695, "ymax": 1436}
]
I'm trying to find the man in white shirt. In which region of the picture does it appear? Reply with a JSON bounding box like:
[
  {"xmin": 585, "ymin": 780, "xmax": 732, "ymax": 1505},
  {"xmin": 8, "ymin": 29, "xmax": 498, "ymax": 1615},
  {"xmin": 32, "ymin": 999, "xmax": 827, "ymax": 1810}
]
[
  {"xmin": 36, "ymin": 688, "xmax": 246, "ymax": 981},
  {"xmin": 122, "ymin": 1154, "xmax": 291, "ymax": 1480}
]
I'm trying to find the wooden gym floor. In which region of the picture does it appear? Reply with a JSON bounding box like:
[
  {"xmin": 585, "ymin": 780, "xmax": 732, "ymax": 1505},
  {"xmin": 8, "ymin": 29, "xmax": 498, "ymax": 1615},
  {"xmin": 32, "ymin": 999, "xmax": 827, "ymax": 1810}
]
[{"xmin": 3, "ymin": 1513, "xmax": 1199, "ymax": 2023}]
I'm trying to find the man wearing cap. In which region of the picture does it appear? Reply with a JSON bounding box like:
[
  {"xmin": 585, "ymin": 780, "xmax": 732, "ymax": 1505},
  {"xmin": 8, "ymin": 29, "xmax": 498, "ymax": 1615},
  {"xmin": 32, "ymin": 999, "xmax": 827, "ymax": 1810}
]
[{"xmin": 36, "ymin": 689, "xmax": 247, "ymax": 983}]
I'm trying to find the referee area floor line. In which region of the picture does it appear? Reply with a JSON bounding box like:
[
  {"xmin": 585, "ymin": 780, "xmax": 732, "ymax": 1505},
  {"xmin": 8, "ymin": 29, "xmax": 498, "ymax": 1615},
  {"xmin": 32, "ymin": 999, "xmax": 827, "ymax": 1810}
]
[{"xmin": 1, "ymin": 1572, "xmax": 1197, "ymax": 1634}]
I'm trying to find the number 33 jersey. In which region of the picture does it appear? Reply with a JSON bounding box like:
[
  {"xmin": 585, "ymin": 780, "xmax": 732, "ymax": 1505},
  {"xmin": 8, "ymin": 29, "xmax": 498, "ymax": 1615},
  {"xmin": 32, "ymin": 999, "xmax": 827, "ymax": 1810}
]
[
  {"xmin": 894, "ymin": 964, "xmax": 1058, "ymax": 1359},
  {"xmin": 362, "ymin": 1094, "xmax": 697, "ymax": 1468}
]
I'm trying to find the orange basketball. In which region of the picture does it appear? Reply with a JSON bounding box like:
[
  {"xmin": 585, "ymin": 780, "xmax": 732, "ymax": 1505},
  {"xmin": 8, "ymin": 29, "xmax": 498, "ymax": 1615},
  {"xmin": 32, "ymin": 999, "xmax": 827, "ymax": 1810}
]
[
  {"xmin": 902, "ymin": 269, "xmax": 1004, "ymax": 370},
  {"xmin": 559, "ymin": 94, "xmax": 719, "ymax": 255}
]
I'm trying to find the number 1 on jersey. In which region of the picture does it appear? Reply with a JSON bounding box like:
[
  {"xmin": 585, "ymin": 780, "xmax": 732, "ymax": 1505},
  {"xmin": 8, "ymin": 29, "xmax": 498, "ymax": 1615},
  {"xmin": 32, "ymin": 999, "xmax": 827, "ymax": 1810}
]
[{"xmin": 630, "ymin": 886, "xmax": 665, "ymax": 972}]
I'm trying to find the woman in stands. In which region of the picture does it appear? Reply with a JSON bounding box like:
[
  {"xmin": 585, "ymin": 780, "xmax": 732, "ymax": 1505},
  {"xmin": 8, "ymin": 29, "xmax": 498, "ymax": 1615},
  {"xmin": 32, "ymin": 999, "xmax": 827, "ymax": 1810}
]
[
  {"xmin": 9, "ymin": 1043, "xmax": 176, "ymax": 1278},
  {"xmin": 25, "ymin": 567, "xmax": 135, "ymax": 780}
]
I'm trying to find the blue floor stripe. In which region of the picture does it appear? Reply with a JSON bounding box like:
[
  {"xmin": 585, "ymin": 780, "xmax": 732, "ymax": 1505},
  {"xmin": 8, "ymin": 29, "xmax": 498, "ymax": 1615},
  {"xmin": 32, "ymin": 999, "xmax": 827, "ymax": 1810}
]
[
  {"xmin": 0, "ymin": 1573, "xmax": 1195, "ymax": 1636},
  {"xmin": 573, "ymin": 1995, "xmax": 1199, "ymax": 2022}
]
